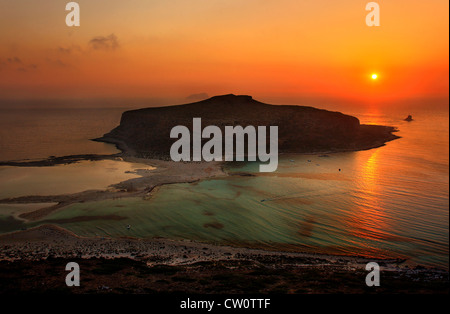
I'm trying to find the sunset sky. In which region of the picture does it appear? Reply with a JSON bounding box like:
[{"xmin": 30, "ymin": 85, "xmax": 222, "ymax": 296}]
[{"xmin": 0, "ymin": 0, "xmax": 448, "ymax": 107}]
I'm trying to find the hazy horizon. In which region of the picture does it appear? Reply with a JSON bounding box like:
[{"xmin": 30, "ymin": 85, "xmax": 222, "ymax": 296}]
[{"xmin": 0, "ymin": 95, "xmax": 448, "ymax": 112}]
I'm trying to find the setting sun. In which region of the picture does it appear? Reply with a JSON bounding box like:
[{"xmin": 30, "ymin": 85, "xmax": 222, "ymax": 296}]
[{"xmin": 371, "ymin": 74, "xmax": 378, "ymax": 80}]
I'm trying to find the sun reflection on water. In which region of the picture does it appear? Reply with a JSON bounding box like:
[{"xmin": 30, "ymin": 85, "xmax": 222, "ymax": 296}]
[{"xmin": 346, "ymin": 150, "xmax": 392, "ymax": 256}]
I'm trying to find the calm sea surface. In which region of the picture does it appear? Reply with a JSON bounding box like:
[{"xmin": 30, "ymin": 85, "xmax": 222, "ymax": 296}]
[
  {"xmin": 0, "ymin": 104, "xmax": 448, "ymax": 269},
  {"xmin": 0, "ymin": 107, "xmax": 124, "ymax": 161}
]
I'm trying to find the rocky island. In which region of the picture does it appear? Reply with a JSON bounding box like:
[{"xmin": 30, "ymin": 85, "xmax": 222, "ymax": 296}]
[{"xmin": 95, "ymin": 94, "xmax": 399, "ymax": 159}]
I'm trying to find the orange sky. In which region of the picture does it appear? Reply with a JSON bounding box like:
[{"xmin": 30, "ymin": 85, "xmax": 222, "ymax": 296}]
[{"xmin": 0, "ymin": 0, "xmax": 448, "ymax": 107}]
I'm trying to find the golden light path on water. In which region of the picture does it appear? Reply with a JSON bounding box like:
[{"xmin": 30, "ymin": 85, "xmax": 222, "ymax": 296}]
[{"xmin": 346, "ymin": 150, "xmax": 391, "ymax": 256}]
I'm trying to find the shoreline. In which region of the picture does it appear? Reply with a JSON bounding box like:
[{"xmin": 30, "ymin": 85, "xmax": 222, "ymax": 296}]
[
  {"xmin": 1, "ymin": 223, "xmax": 447, "ymax": 271},
  {"xmin": 0, "ymin": 224, "xmax": 400, "ymax": 264},
  {"xmin": 0, "ymin": 222, "xmax": 448, "ymax": 272},
  {"xmin": 0, "ymin": 224, "xmax": 447, "ymax": 294}
]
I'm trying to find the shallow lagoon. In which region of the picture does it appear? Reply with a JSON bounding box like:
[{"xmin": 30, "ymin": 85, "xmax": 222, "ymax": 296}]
[{"xmin": 0, "ymin": 160, "xmax": 155, "ymax": 199}]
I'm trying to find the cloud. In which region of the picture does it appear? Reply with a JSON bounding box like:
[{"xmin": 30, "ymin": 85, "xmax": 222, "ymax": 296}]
[
  {"xmin": 16, "ymin": 64, "xmax": 38, "ymax": 72},
  {"xmin": 58, "ymin": 47, "xmax": 72, "ymax": 54},
  {"xmin": 7, "ymin": 57, "xmax": 22, "ymax": 64},
  {"xmin": 57, "ymin": 45, "xmax": 82, "ymax": 55},
  {"xmin": 46, "ymin": 58, "xmax": 68, "ymax": 67},
  {"xmin": 0, "ymin": 57, "xmax": 36, "ymax": 72},
  {"xmin": 88, "ymin": 34, "xmax": 119, "ymax": 51}
]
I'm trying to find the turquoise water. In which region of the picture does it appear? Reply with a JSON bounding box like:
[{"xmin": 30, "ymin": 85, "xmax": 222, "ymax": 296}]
[{"xmin": 0, "ymin": 106, "xmax": 448, "ymax": 269}]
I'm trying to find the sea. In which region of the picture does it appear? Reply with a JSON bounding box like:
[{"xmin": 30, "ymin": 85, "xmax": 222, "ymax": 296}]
[{"xmin": 0, "ymin": 102, "xmax": 448, "ymax": 269}]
